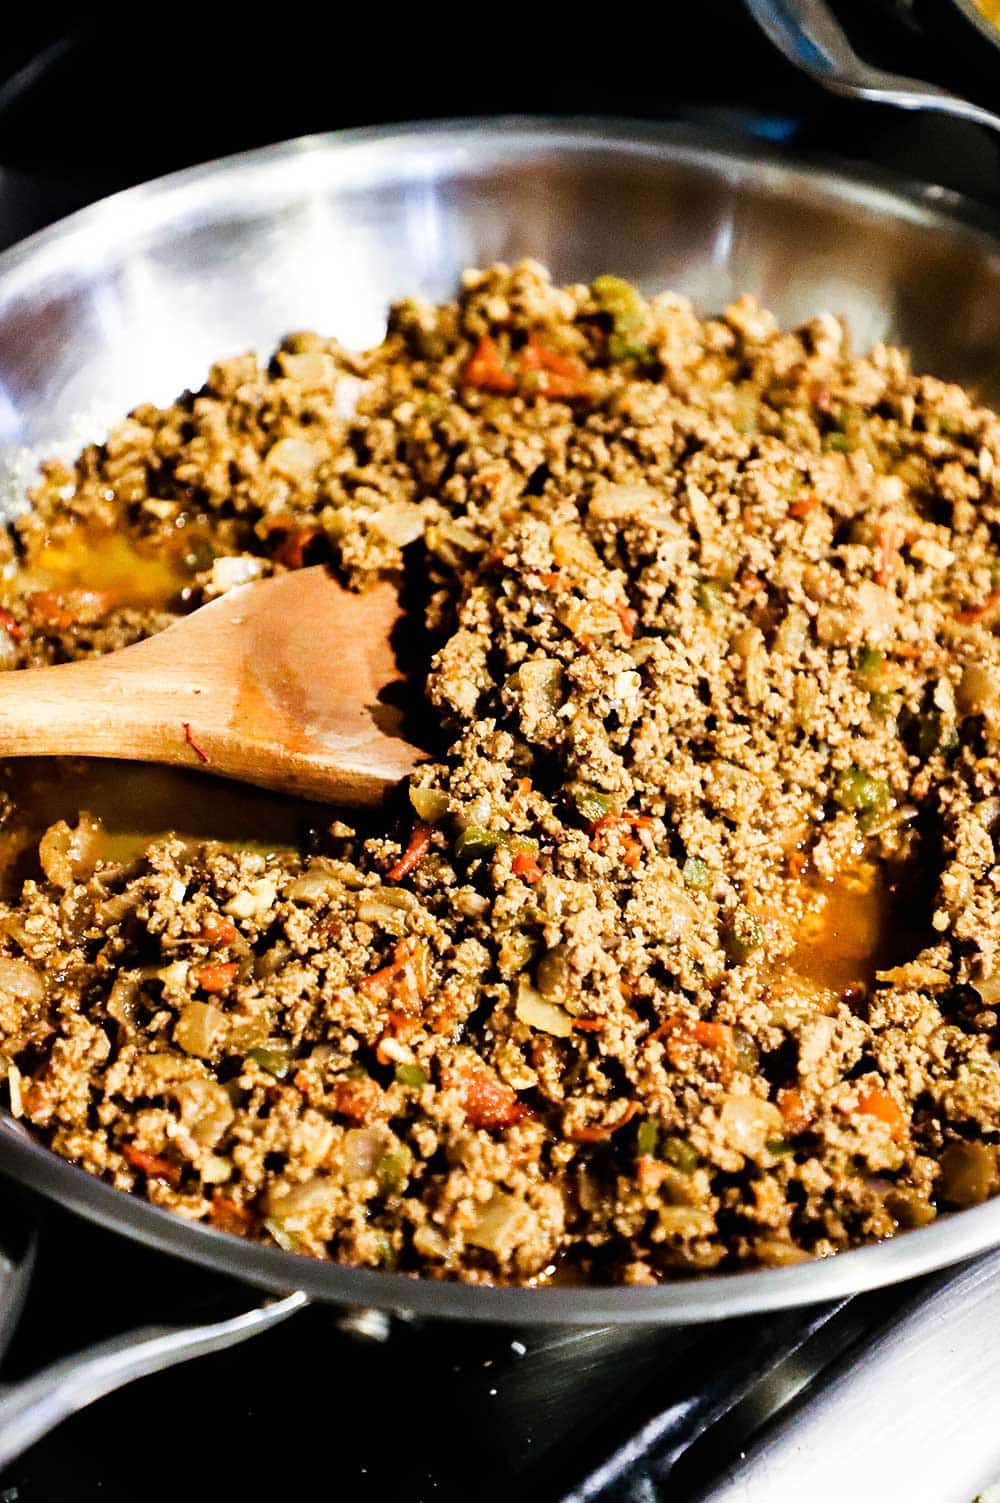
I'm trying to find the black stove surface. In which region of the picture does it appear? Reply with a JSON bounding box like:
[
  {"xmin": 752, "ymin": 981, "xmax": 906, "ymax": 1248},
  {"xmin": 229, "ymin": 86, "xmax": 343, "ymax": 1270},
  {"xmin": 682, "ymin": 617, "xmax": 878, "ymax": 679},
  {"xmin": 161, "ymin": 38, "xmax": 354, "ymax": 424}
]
[{"xmin": 0, "ymin": 6, "xmax": 998, "ymax": 1500}]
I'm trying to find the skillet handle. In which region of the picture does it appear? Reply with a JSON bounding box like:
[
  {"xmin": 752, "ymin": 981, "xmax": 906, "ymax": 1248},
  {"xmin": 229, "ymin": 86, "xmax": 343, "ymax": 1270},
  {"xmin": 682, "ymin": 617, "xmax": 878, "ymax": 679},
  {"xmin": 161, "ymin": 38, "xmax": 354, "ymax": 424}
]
[{"xmin": 0, "ymin": 1289, "xmax": 308, "ymax": 1471}]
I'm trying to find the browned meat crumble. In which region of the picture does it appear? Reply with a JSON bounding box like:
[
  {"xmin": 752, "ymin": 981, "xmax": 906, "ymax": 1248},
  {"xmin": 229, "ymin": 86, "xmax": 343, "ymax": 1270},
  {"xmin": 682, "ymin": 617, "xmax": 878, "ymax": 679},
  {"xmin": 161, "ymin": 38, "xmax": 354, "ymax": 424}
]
[{"xmin": 2, "ymin": 260, "xmax": 1000, "ymax": 1285}]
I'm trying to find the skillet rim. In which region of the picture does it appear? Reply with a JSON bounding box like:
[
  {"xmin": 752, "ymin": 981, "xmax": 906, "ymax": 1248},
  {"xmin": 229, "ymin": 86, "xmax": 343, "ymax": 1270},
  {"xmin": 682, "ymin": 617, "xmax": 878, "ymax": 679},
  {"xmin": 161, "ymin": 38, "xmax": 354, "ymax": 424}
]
[{"xmin": 2, "ymin": 116, "xmax": 1000, "ymax": 1323}]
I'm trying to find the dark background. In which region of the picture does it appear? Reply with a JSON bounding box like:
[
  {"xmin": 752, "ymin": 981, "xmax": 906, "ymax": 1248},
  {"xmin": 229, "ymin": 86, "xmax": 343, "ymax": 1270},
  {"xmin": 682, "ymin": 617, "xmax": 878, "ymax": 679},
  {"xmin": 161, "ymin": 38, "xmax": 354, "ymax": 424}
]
[
  {"xmin": 1, "ymin": 4, "xmax": 1000, "ymax": 1501},
  {"xmin": 0, "ymin": 1, "xmax": 998, "ymax": 224}
]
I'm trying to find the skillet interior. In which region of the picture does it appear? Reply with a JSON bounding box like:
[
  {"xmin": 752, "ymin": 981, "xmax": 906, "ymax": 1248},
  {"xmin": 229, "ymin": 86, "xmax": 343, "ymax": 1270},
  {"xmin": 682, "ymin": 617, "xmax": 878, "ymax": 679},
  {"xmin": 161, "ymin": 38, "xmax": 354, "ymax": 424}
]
[{"xmin": 3, "ymin": 119, "xmax": 1000, "ymax": 1323}]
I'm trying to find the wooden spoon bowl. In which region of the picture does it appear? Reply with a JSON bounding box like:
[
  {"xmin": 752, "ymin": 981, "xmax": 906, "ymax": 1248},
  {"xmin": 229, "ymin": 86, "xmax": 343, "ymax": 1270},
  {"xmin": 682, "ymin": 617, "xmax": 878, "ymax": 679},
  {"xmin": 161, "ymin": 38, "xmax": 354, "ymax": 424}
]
[{"xmin": 0, "ymin": 568, "xmax": 423, "ymax": 804}]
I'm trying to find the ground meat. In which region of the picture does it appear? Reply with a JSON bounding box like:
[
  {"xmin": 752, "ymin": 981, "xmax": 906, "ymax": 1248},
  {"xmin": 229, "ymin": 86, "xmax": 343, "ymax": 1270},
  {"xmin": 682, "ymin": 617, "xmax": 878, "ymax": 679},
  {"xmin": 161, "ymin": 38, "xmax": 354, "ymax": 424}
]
[{"xmin": 1, "ymin": 259, "xmax": 1000, "ymax": 1284}]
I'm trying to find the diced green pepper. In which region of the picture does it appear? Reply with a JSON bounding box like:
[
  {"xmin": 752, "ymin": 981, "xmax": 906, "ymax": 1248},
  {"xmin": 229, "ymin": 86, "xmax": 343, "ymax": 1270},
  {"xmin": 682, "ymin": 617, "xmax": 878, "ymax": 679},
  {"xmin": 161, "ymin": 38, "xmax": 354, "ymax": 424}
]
[
  {"xmin": 834, "ymin": 766, "xmax": 891, "ymax": 822},
  {"xmin": 377, "ymin": 1146, "xmax": 414, "ymax": 1195},
  {"xmin": 247, "ymin": 1044, "xmax": 292, "ymax": 1079},
  {"xmin": 916, "ymin": 711, "xmax": 959, "ymax": 762},
  {"xmin": 344, "ymin": 1064, "xmax": 369, "ymax": 1081},
  {"xmin": 856, "ymin": 645, "xmax": 885, "ymax": 680},
  {"xmin": 454, "ymin": 825, "xmax": 501, "ymax": 861},
  {"xmin": 682, "ymin": 856, "xmax": 711, "ymax": 893},
  {"xmin": 591, "ymin": 275, "xmax": 650, "ymax": 362},
  {"xmin": 409, "ymin": 785, "xmax": 449, "ymax": 823},
  {"xmin": 661, "ymin": 1135, "xmax": 698, "ymax": 1173},
  {"xmin": 765, "ymin": 1137, "xmax": 793, "ymax": 1158},
  {"xmin": 636, "ymin": 1119, "xmax": 659, "ymax": 1157},
  {"xmin": 696, "ymin": 579, "xmax": 726, "ymax": 615},
  {"xmin": 569, "ymin": 783, "xmax": 618, "ymax": 824},
  {"xmin": 394, "ymin": 1063, "xmax": 427, "ymax": 1089},
  {"xmin": 722, "ymin": 908, "xmax": 765, "ymax": 963},
  {"xmin": 870, "ymin": 690, "xmax": 900, "ymax": 721},
  {"xmin": 824, "ymin": 432, "xmax": 852, "ymax": 454},
  {"xmin": 505, "ymin": 834, "xmax": 540, "ymax": 857}
]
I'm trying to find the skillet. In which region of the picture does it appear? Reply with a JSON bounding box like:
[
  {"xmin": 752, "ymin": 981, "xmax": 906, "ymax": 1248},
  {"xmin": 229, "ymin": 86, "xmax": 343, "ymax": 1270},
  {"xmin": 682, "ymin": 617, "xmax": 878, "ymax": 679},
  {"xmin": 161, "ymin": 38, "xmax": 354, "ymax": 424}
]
[{"xmin": 3, "ymin": 120, "xmax": 1000, "ymax": 1334}]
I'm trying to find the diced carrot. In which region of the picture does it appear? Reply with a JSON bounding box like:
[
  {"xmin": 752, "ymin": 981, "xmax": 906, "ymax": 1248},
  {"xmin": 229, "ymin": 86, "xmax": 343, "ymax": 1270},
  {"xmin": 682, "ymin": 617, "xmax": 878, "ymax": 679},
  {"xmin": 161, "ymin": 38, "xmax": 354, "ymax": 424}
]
[
  {"xmin": 874, "ymin": 521, "xmax": 902, "ymax": 588},
  {"xmin": 512, "ymin": 850, "xmax": 543, "ymax": 884},
  {"xmin": 538, "ymin": 570, "xmax": 569, "ymax": 591},
  {"xmin": 649, "ymin": 1015, "xmax": 735, "ymax": 1075},
  {"xmin": 573, "ymin": 1018, "xmax": 606, "ymax": 1033},
  {"xmin": 568, "ymin": 1100, "xmax": 640, "ymax": 1143},
  {"xmin": 589, "ymin": 813, "xmax": 652, "ymax": 863},
  {"xmin": 955, "ymin": 587, "xmax": 1000, "ymax": 625},
  {"xmin": 463, "ymin": 336, "xmax": 517, "ymax": 394},
  {"xmin": 621, "ymin": 838, "xmax": 642, "ymax": 870},
  {"xmin": 614, "ymin": 601, "xmax": 638, "ymax": 638},
  {"xmin": 123, "ymin": 1144, "xmax": 181, "ymax": 1187},
  {"xmin": 196, "ymin": 961, "xmax": 239, "ymax": 993},
  {"xmin": 386, "ymin": 821, "xmax": 433, "ymax": 882},
  {"xmin": 777, "ymin": 1086, "xmax": 811, "ymax": 1135},
  {"xmin": 358, "ymin": 938, "xmax": 428, "ymax": 1007},
  {"xmin": 855, "ymin": 1085, "xmax": 907, "ymax": 1140},
  {"xmin": 517, "ymin": 335, "xmax": 591, "ymax": 401},
  {"xmin": 788, "ymin": 494, "xmax": 818, "ymax": 519},
  {"xmin": 808, "ymin": 381, "xmax": 832, "ymax": 410},
  {"xmin": 375, "ymin": 1008, "xmax": 421, "ymax": 1065},
  {"xmin": 201, "ymin": 916, "xmax": 239, "ymax": 947},
  {"xmin": 209, "ymin": 1192, "xmax": 254, "ymax": 1235},
  {"xmin": 0, "ymin": 608, "xmax": 22, "ymax": 641}
]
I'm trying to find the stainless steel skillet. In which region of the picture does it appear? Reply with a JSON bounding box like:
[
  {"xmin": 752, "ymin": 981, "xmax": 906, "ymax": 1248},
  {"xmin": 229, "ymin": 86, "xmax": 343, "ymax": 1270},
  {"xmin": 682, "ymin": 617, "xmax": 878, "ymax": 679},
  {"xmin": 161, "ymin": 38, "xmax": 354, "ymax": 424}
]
[{"xmin": 1, "ymin": 121, "xmax": 1000, "ymax": 1363}]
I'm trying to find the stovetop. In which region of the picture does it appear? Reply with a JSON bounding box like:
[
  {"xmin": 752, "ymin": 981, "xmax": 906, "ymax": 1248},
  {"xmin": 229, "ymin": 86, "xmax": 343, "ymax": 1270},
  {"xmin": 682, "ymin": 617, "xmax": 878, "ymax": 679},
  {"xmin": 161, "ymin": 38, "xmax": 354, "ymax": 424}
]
[{"xmin": 2, "ymin": 7, "xmax": 1000, "ymax": 1500}]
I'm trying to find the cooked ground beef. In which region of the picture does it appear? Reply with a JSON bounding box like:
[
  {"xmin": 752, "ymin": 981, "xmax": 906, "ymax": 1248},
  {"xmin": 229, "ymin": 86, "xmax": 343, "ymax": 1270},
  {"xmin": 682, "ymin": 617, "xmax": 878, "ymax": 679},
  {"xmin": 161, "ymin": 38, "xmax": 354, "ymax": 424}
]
[{"xmin": 1, "ymin": 259, "xmax": 1000, "ymax": 1284}]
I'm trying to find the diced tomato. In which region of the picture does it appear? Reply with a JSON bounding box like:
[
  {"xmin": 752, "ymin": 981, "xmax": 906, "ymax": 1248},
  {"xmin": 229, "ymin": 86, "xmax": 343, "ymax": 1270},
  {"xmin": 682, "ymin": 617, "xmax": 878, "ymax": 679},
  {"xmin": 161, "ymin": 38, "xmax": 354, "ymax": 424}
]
[
  {"xmin": 26, "ymin": 589, "xmax": 114, "ymax": 629},
  {"xmin": 0, "ymin": 608, "xmax": 22, "ymax": 641},
  {"xmin": 195, "ymin": 961, "xmax": 239, "ymax": 993},
  {"xmin": 463, "ymin": 336, "xmax": 517, "ymax": 394},
  {"xmin": 123, "ymin": 1144, "xmax": 181, "ymax": 1187},
  {"xmin": 386, "ymin": 822, "xmax": 433, "ymax": 882},
  {"xmin": 201, "ymin": 916, "xmax": 239, "ymax": 947},
  {"xmin": 517, "ymin": 335, "xmax": 591, "ymax": 401},
  {"xmin": 955, "ymin": 587, "xmax": 1000, "ymax": 625},
  {"xmin": 209, "ymin": 1191, "xmax": 254, "ymax": 1235},
  {"xmin": 451, "ymin": 1064, "xmax": 528, "ymax": 1131},
  {"xmin": 512, "ymin": 850, "xmax": 543, "ymax": 884},
  {"xmin": 331, "ymin": 1076, "xmax": 383, "ymax": 1123},
  {"xmin": 274, "ymin": 525, "xmax": 321, "ymax": 570}
]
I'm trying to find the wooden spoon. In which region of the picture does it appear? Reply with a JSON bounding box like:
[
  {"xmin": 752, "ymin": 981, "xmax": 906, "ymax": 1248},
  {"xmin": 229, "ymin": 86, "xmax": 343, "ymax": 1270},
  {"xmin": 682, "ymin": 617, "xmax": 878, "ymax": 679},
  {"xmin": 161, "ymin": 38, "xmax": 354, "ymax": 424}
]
[{"xmin": 0, "ymin": 567, "xmax": 423, "ymax": 804}]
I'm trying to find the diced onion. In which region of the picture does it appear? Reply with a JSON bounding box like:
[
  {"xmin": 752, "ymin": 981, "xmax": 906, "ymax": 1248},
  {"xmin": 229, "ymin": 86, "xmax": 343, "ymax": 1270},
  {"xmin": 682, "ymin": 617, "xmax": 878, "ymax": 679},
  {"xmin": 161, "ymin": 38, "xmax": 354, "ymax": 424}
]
[
  {"xmin": 0, "ymin": 957, "xmax": 45, "ymax": 1006},
  {"xmin": 370, "ymin": 500, "xmax": 425, "ymax": 546},
  {"xmin": 515, "ymin": 978, "xmax": 573, "ymax": 1037},
  {"xmin": 467, "ymin": 1191, "xmax": 533, "ymax": 1253},
  {"xmin": 266, "ymin": 437, "xmax": 320, "ymax": 482}
]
